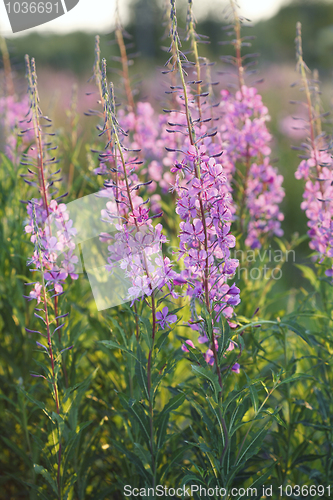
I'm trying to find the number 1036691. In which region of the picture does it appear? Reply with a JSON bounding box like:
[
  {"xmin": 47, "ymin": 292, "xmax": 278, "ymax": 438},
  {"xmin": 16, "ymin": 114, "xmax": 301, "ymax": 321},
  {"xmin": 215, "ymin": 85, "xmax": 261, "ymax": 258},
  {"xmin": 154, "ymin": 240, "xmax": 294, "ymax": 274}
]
[
  {"xmin": 278, "ymin": 485, "xmax": 331, "ymax": 497},
  {"xmin": 5, "ymin": 2, "xmax": 59, "ymax": 14}
]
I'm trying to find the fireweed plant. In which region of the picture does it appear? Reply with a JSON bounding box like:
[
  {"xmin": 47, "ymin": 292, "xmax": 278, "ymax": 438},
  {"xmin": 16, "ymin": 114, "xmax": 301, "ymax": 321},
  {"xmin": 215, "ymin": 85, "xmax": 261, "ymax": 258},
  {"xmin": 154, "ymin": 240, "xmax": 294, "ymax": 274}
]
[
  {"xmin": 159, "ymin": 0, "xmax": 297, "ymax": 322},
  {"xmin": 13, "ymin": 57, "xmax": 107, "ymax": 499},
  {"xmin": 293, "ymin": 23, "xmax": 333, "ymax": 279},
  {"xmin": 284, "ymin": 23, "xmax": 333, "ymax": 488},
  {"xmin": 22, "ymin": 55, "xmax": 74, "ymax": 498},
  {"xmin": 87, "ymin": 38, "xmax": 191, "ymax": 489},
  {"xmin": 2, "ymin": 0, "xmax": 333, "ymax": 498},
  {"xmin": 152, "ymin": 2, "xmax": 292, "ymax": 496}
]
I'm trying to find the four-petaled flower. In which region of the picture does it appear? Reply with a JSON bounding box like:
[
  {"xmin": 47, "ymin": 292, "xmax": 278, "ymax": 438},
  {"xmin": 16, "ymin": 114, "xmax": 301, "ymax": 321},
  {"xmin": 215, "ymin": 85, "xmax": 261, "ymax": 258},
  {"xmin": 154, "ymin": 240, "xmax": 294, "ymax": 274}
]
[{"xmin": 156, "ymin": 306, "xmax": 177, "ymax": 330}]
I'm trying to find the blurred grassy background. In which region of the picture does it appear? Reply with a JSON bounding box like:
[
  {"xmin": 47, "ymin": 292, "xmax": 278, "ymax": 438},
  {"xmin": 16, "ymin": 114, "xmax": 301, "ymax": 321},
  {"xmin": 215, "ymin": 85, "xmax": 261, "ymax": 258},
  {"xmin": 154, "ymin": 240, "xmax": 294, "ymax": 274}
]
[
  {"xmin": 1, "ymin": 0, "xmax": 333, "ymax": 294},
  {"xmin": 4, "ymin": 0, "xmax": 333, "ymax": 73}
]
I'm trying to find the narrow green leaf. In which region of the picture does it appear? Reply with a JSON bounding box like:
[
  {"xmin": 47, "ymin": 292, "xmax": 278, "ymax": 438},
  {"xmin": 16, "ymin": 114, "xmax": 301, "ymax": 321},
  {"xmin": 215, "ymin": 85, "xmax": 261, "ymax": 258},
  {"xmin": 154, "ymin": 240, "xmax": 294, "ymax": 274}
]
[
  {"xmin": 156, "ymin": 412, "xmax": 169, "ymax": 449},
  {"xmin": 191, "ymin": 365, "xmax": 221, "ymax": 402},
  {"xmin": 118, "ymin": 394, "xmax": 150, "ymax": 445},
  {"xmin": 155, "ymin": 330, "xmax": 170, "ymax": 352},
  {"xmin": 111, "ymin": 440, "xmax": 153, "ymax": 483},
  {"xmin": 245, "ymin": 374, "xmax": 259, "ymax": 414},
  {"xmin": 98, "ymin": 340, "xmax": 138, "ymax": 361},
  {"xmin": 34, "ymin": 464, "xmax": 58, "ymax": 495},
  {"xmin": 108, "ymin": 316, "xmax": 128, "ymax": 347},
  {"xmin": 160, "ymin": 393, "xmax": 186, "ymax": 416}
]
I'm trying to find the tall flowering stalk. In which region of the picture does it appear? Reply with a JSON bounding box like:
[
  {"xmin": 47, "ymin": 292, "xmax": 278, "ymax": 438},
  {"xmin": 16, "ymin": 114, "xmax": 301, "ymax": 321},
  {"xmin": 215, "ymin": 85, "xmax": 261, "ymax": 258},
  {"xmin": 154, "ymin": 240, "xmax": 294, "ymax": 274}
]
[
  {"xmin": 166, "ymin": 2, "xmax": 241, "ymax": 440},
  {"xmin": 293, "ymin": 23, "xmax": 333, "ymax": 278},
  {"xmin": 22, "ymin": 56, "xmax": 78, "ymax": 497},
  {"xmin": 185, "ymin": 0, "xmax": 204, "ymax": 122},
  {"xmin": 218, "ymin": 0, "xmax": 285, "ymax": 249},
  {"xmin": 95, "ymin": 56, "xmax": 182, "ymax": 488},
  {"xmin": 162, "ymin": 2, "xmax": 250, "ymax": 475}
]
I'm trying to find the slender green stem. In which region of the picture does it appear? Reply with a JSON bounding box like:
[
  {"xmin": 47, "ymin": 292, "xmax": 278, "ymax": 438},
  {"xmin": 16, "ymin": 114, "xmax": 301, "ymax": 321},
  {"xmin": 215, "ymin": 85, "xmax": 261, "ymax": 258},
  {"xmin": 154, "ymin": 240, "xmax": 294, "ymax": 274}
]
[
  {"xmin": 115, "ymin": 4, "xmax": 135, "ymax": 112},
  {"xmin": 282, "ymin": 326, "xmax": 291, "ymax": 486},
  {"xmin": 27, "ymin": 57, "xmax": 63, "ymax": 497},
  {"xmin": 187, "ymin": 3, "xmax": 202, "ymax": 121},
  {"xmin": 147, "ymin": 291, "xmax": 157, "ymax": 488},
  {"xmin": 36, "ymin": 233, "xmax": 62, "ymax": 498},
  {"xmin": 0, "ymin": 36, "xmax": 15, "ymax": 97},
  {"xmin": 230, "ymin": 0, "xmax": 245, "ymax": 91},
  {"xmin": 173, "ymin": 19, "xmax": 211, "ymax": 311},
  {"xmin": 102, "ymin": 62, "xmax": 158, "ymax": 488}
]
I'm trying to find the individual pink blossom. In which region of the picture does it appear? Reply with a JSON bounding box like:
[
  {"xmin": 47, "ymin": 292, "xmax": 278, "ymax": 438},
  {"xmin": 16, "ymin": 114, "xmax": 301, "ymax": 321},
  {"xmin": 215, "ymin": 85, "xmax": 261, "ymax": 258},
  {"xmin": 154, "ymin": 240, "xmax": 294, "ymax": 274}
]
[
  {"xmin": 232, "ymin": 363, "xmax": 240, "ymax": 373},
  {"xmin": 205, "ymin": 349, "xmax": 215, "ymax": 366},
  {"xmin": 181, "ymin": 339, "xmax": 195, "ymax": 352},
  {"xmin": 156, "ymin": 306, "xmax": 177, "ymax": 329},
  {"xmin": 28, "ymin": 283, "xmax": 43, "ymax": 303}
]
